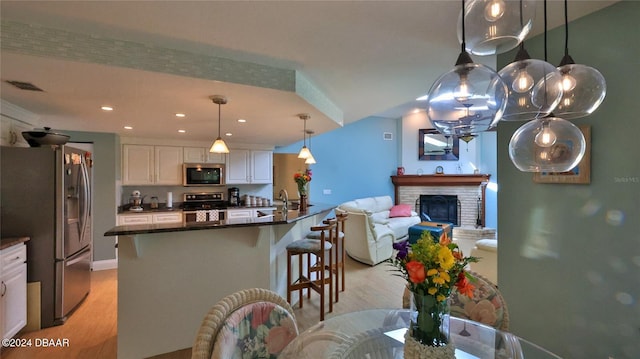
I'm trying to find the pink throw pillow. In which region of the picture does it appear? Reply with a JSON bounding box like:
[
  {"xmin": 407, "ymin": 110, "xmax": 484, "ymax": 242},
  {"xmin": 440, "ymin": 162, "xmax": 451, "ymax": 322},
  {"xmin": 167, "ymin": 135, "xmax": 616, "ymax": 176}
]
[{"xmin": 389, "ymin": 204, "xmax": 412, "ymax": 218}]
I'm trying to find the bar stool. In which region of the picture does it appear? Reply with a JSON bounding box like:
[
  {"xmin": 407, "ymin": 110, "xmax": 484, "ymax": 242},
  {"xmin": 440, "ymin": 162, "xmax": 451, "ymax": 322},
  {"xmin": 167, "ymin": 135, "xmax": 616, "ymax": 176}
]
[
  {"xmin": 306, "ymin": 213, "xmax": 348, "ymax": 303},
  {"xmin": 286, "ymin": 221, "xmax": 335, "ymax": 321}
]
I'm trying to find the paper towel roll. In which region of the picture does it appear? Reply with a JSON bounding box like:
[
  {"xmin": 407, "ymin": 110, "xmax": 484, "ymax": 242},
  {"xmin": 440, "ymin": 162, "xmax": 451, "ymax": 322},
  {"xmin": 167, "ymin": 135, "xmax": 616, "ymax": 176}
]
[{"xmin": 167, "ymin": 192, "xmax": 173, "ymax": 208}]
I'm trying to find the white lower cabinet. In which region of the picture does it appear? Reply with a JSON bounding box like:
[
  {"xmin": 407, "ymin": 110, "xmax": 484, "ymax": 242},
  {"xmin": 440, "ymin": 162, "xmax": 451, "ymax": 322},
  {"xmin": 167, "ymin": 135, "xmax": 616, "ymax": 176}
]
[
  {"xmin": 118, "ymin": 212, "xmax": 182, "ymax": 225},
  {"xmin": 226, "ymin": 209, "xmax": 255, "ymax": 219},
  {"xmin": 151, "ymin": 213, "xmax": 182, "ymax": 223},
  {"xmin": 118, "ymin": 214, "xmax": 152, "ymax": 225},
  {"xmin": 1, "ymin": 243, "xmax": 27, "ymax": 340}
]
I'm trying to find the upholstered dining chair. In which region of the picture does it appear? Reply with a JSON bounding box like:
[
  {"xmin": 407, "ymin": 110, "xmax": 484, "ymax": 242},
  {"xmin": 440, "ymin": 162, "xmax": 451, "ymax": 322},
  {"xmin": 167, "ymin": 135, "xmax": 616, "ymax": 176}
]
[
  {"xmin": 192, "ymin": 288, "xmax": 299, "ymax": 359},
  {"xmin": 402, "ymin": 271, "xmax": 509, "ymax": 331}
]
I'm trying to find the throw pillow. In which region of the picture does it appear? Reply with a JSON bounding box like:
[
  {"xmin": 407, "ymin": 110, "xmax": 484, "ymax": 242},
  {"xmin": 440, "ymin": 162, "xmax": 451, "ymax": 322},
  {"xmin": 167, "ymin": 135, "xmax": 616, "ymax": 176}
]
[{"xmin": 389, "ymin": 204, "xmax": 412, "ymax": 218}]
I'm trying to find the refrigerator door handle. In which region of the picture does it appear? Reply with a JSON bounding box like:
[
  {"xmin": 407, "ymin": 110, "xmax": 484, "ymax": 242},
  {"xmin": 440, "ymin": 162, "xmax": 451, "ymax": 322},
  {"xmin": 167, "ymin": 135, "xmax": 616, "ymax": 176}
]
[{"xmin": 79, "ymin": 158, "xmax": 91, "ymax": 244}]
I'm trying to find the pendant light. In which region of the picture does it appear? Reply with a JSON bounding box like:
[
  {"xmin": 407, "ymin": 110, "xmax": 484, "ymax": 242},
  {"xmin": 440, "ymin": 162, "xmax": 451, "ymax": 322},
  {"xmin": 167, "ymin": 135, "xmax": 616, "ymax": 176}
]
[
  {"xmin": 554, "ymin": 0, "xmax": 606, "ymax": 119},
  {"xmin": 508, "ymin": 115, "xmax": 585, "ymax": 172},
  {"xmin": 497, "ymin": 0, "xmax": 563, "ymax": 121},
  {"xmin": 297, "ymin": 114, "xmax": 313, "ymax": 160},
  {"xmin": 209, "ymin": 95, "xmax": 230, "ymax": 153},
  {"xmin": 304, "ymin": 130, "xmax": 316, "ymax": 164},
  {"xmin": 458, "ymin": 0, "xmax": 536, "ymax": 56},
  {"xmin": 426, "ymin": 0, "xmax": 508, "ymax": 137},
  {"xmin": 508, "ymin": 0, "xmax": 585, "ymax": 173}
]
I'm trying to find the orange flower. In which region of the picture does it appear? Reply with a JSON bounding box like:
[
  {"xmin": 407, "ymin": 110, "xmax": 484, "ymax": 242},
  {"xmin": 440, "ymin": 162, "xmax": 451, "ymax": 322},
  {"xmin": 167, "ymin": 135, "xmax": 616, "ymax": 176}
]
[
  {"xmin": 455, "ymin": 272, "xmax": 475, "ymax": 298},
  {"xmin": 406, "ymin": 260, "xmax": 426, "ymax": 284},
  {"xmin": 439, "ymin": 232, "xmax": 451, "ymax": 246}
]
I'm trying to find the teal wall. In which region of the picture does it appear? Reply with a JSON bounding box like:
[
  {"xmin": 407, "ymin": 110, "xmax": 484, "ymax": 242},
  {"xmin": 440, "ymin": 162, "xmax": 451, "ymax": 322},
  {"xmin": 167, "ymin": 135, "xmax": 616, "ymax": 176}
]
[
  {"xmin": 276, "ymin": 116, "xmax": 400, "ymax": 204},
  {"xmin": 66, "ymin": 131, "xmax": 119, "ymax": 262},
  {"xmin": 497, "ymin": 2, "xmax": 639, "ymax": 357}
]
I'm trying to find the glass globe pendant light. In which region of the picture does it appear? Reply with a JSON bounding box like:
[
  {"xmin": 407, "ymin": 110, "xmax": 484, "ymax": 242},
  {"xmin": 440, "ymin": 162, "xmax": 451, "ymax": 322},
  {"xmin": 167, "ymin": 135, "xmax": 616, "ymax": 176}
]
[
  {"xmin": 497, "ymin": 0, "xmax": 563, "ymax": 121},
  {"xmin": 426, "ymin": 0, "xmax": 508, "ymax": 137},
  {"xmin": 509, "ymin": 115, "xmax": 586, "ymax": 172},
  {"xmin": 209, "ymin": 95, "xmax": 230, "ymax": 153},
  {"xmin": 554, "ymin": 0, "xmax": 606, "ymax": 119},
  {"xmin": 458, "ymin": 0, "xmax": 536, "ymax": 56}
]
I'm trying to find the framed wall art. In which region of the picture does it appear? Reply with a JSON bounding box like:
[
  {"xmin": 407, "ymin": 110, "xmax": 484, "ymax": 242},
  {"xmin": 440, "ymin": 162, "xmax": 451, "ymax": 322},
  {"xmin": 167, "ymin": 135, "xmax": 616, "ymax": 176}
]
[{"xmin": 533, "ymin": 125, "xmax": 591, "ymax": 184}]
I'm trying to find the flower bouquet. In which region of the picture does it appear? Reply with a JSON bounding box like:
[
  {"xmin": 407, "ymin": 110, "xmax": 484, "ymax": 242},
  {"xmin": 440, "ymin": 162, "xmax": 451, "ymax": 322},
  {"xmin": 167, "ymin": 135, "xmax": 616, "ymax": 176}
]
[
  {"xmin": 389, "ymin": 231, "xmax": 478, "ymax": 358},
  {"xmin": 293, "ymin": 169, "xmax": 312, "ymax": 196}
]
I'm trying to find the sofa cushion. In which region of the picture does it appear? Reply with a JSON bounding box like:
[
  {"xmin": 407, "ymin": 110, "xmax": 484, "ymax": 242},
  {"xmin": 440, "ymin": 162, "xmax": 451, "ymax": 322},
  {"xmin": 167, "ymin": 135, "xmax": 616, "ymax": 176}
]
[
  {"xmin": 389, "ymin": 204, "xmax": 412, "ymax": 218},
  {"xmin": 370, "ymin": 211, "xmax": 390, "ymax": 224},
  {"xmin": 387, "ymin": 215, "xmax": 421, "ymax": 241}
]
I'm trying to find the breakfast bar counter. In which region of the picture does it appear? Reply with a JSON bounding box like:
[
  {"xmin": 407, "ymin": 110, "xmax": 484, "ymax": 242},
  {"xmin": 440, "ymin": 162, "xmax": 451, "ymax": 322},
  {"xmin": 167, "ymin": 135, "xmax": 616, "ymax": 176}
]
[{"xmin": 104, "ymin": 202, "xmax": 336, "ymax": 359}]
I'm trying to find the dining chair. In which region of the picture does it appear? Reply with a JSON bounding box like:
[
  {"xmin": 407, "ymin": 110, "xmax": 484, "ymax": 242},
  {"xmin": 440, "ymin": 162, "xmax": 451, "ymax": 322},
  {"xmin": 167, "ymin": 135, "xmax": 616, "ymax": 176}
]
[
  {"xmin": 449, "ymin": 271, "xmax": 510, "ymax": 331},
  {"xmin": 191, "ymin": 288, "xmax": 299, "ymax": 359}
]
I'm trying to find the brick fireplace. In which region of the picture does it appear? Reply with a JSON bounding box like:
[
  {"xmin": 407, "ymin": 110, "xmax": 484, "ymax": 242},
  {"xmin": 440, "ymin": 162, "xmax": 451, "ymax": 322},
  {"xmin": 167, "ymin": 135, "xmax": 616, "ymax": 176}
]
[{"xmin": 391, "ymin": 174, "xmax": 496, "ymax": 245}]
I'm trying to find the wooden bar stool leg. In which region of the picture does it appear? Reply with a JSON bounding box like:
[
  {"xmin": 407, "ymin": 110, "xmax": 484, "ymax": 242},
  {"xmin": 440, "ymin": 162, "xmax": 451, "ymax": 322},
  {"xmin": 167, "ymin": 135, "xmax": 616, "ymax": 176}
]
[
  {"xmin": 298, "ymin": 253, "xmax": 304, "ymax": 308},
  {"xmin": 286, "ymin": 250, "xmax": 292, "ymax": 305},
  {"xmin": 306, "ymin": 253, "xmax": 311, "ymax": 300}
]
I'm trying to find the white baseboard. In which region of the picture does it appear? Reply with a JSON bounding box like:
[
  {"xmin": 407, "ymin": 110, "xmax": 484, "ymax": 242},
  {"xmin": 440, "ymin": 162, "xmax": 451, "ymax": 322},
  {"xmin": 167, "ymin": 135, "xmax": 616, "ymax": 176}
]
[{"xmin": 92, "ymin": 259, "xmax": 118, "ymax": 271}]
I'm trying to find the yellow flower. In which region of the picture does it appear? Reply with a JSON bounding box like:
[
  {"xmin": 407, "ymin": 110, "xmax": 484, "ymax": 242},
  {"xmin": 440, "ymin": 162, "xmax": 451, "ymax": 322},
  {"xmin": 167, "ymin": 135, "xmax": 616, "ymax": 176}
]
[
  {"xmin": 426, "ymin": 268, "xmax": 438, "ymax": 276},
  {"xmin": 439, "ymin": 271, "xmax": 451, "ymax": 283},
  {"xmin": 437, "ymin": 294, "xmax": 446, "ymax": 302},
  {"xmin": 433, "ymin": 276, "xmax": 445, "ymax": 285},
  {"xmin": 437, "ymin": 246, "xmax": 455, "ymax": 270},
  {"xmin": 428, "ymin": 287, "xmax": 438, "ymax": 295}
]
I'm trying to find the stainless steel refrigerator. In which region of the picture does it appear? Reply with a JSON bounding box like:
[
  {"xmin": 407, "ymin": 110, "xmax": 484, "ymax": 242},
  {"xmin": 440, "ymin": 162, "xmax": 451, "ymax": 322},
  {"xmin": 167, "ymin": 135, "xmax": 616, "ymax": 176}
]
[{"xmin": 1, "ymin": 145, "xmax": 92, "ymax": 327}]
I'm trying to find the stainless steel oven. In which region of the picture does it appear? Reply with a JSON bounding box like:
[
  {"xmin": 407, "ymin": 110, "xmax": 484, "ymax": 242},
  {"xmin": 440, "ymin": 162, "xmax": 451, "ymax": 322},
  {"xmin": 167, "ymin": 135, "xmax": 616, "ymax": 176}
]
[{"xmin": 182, "ymin": 192, "xmax": 227, "ymax": 223}]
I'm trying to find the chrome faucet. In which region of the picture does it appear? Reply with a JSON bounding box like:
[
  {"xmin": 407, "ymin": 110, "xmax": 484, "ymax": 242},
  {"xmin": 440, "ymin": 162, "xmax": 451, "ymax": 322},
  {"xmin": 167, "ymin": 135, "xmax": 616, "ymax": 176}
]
[{"xmin": 278, "ymin": 189, "xmax": 289, "ymax": 213}]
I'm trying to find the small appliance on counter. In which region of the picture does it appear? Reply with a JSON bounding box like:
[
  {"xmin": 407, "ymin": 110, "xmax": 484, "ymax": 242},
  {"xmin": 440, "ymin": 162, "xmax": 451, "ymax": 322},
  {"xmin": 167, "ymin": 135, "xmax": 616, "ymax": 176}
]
[
  {"xmin": 228, "ymin": 187, "xmax": 240, "ymax": 207},
  {"xmin": 129, "ymin": 190, "xmax": 144, "ymax": 211}
]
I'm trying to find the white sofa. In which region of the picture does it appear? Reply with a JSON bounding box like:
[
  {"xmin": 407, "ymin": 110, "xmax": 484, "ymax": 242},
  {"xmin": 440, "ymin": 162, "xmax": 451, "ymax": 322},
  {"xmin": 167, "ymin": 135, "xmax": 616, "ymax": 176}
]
[{"xmin": 336, "ymin": 196, "xmax": 421, "ymax": 265}]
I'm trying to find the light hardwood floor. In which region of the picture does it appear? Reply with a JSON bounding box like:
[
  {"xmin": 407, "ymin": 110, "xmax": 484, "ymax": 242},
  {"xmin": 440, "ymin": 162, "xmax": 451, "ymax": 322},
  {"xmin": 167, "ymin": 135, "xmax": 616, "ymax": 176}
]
[{"xmin": 1, "ymin": 256, "xmax": 405, "ymax": 359}]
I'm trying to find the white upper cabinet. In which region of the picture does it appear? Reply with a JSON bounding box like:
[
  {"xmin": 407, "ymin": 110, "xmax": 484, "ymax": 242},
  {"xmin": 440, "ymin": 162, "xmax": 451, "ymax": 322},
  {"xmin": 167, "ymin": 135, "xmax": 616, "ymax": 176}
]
[
  {"xmin": 154, "ymin": 146, "xmax": 183, "ymax": 185},
  {"xmin": 183, "ymin": 147, "xmax": 205, "ymax": 163},
  {"xmin": 251, "ymin": 150, "xmax": 273, "ymax": 183},
  {"xmin": 226, "ymin": 149, "xmax": 272, "ymax": 184},
  {"xmin": 123, "ymin": 145, "xmax": 155, "ymax": 185},
  {"xmin": 122, "ymin": 145, "xmax": 183, "ymax": 185},
  {"xmin": 1, "ymin": 115, "xmax": 34, "ymax": 148},
  {"xmin": 184, "ymin": 147, "xmax": 226, "ymax": 164}
]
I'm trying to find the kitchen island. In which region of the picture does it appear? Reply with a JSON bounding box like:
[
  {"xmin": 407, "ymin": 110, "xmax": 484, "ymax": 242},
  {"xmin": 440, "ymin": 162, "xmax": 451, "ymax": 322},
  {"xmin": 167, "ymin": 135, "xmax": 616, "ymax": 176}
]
[{"xmin": 105, "ymin": 203, "xmax": 335, "ymax": 359}]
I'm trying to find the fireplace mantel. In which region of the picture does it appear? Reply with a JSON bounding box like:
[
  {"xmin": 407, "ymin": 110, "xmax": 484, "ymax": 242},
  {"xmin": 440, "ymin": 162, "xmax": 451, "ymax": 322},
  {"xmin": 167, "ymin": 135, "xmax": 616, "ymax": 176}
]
[{"xmin": 391, "ymin": 174, "xmax": 490, "ymax": 187}]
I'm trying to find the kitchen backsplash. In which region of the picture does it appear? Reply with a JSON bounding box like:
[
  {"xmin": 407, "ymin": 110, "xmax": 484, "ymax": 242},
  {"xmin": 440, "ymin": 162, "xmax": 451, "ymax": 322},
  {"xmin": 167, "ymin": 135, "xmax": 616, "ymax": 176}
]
[{"xmin": 120, "ymin": 184, "xmax": 273, "ymax": 207}]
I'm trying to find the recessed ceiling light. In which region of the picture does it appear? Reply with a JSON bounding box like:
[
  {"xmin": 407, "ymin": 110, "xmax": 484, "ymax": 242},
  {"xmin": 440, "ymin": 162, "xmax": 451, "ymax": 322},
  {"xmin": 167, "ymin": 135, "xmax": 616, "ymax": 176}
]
[
  {"xmin": 101, "ymin": 106, "xmax": 114, "ymax": 111},
  {"xmin": 124, "ymin": 126, "xmax": 133, "ymax": 130},
  {"xmin": 237, "ymin": 119, "xmax": 246, "ymax": 123},
  {"xmin": 178, "ymin": 129, "xmax": 186, "ymax": 133},
  {"xmin": 175, "ymin": 113, "xmax": 186, "ymax": 118},
  {"xmin": 225, "ymin": 132, "xmax": 232, "ymax": 137}
]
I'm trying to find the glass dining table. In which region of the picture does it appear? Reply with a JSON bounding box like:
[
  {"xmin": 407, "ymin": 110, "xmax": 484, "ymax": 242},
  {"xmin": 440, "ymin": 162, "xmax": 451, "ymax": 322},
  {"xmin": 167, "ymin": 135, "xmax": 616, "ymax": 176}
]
[{"xmin": 280, "ymin": 309, "xmax": 562, "ymax": 359}]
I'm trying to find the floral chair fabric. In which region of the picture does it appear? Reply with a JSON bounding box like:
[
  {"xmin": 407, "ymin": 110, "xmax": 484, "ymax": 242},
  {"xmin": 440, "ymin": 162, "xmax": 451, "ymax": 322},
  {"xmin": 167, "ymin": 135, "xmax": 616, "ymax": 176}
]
[
  {"xmin": 212, "ymin": 302, "xmax": 298, "ymax": 359},
  {"xmin": 192, "ymin": 288, "xmax": 299, "ymax": 359},
  {"xmin": 449, "ymin": 272, "xmax": 509, "ymax": 331}
]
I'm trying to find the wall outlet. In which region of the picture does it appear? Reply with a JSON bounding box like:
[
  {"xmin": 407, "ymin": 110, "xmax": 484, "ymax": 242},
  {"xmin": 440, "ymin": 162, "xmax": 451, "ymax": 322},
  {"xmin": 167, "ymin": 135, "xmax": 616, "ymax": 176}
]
[{"xmin": 323, "ymin": 189, "xmax": 332, "ymax": 195}]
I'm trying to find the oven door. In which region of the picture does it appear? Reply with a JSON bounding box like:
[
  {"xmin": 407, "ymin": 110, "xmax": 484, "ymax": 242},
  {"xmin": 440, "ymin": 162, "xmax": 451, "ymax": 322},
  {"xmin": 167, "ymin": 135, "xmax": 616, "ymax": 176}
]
[
  {"xmin": 183, "ymin": 163, "xmax": 224, "ymax": 186},
  {"xmin": 183, "ymin": 209, "xmax": 226, "ymax": 223}
]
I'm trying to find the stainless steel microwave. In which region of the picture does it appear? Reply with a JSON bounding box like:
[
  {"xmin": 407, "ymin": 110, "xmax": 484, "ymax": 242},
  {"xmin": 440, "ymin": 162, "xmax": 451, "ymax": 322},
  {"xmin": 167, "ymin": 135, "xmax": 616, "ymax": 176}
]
[{"xmin": 183, "ymin": 163, "xmax": 225, "ymax": 186}]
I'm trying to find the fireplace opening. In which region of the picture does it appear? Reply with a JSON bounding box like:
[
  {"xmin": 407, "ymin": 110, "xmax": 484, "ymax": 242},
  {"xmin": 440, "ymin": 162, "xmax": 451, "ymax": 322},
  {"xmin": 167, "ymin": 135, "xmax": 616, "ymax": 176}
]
[{"xmin": 415, "ymin": 195, "xmax": 460, "ymax": 226}]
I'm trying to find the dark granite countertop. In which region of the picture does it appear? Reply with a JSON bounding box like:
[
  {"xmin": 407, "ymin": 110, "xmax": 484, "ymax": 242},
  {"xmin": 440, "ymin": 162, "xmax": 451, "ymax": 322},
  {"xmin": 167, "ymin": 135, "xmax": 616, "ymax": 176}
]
[
  {"xmin": 1, "ymin": 236, "xmax": 30, "ymax": 250},
  {"xmin": 105, "ymin": 202, "xmax": 337, "ymax": 236}
]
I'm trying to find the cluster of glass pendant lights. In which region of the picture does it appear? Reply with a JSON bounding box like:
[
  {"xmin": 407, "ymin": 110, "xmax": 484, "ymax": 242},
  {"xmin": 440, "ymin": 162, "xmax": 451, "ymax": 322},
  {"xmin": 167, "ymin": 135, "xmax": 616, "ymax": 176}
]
[{"xmin": 425, "ymin": 0, "xmax": 606, "ymax": 172}]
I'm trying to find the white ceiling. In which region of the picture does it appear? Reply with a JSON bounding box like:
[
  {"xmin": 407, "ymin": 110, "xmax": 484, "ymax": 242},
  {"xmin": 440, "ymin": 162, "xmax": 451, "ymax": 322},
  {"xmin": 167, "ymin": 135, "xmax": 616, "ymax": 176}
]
[{"xmin": 0, "ymin": 1, "xmax": 617, "ymax": 147}]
